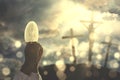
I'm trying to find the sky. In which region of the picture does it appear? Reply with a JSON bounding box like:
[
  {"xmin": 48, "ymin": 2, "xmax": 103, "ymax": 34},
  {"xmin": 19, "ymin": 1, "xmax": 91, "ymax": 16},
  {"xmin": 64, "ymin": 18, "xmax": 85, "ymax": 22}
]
[{"xmin": 0, "ymin": 0, "xmax": 120, "ymax": 70}]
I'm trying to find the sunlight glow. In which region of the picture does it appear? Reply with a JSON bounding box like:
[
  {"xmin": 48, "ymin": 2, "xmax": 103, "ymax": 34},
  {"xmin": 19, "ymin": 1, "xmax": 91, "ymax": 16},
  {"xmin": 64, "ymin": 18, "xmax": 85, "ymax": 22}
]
[
  {"xmin": 78, "ymin": 42, "xmax": 89, "ymax": 51},
  {"xmin": 105, "ymin": 36, "xmax": 111, "ymax": 42},
  {"xmin": 90, "ymin": 32, "xmax": 99, "ymax": 41},
  {"xmin": 51, "ymin": 0, "xmax": 105, "ymax": 35}
]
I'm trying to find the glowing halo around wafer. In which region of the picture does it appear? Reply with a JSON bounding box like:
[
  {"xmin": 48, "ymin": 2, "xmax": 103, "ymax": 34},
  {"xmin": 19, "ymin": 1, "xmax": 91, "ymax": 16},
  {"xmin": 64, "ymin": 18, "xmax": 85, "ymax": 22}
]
[{"xmin": 24, "ymin": 21, "xmax": 39, "ymax": 42}]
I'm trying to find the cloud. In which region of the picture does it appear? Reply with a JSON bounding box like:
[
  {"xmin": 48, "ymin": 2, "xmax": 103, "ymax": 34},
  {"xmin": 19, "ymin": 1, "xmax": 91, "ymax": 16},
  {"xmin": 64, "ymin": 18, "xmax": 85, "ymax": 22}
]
[
  {"xmin": 71, "ymin": 0, "xmax": 120, "ymax": 17},
  {"xmin": 72, "ymin": 0, "xmax": 110, "ymax": 11},
  {"xmin": 0, "ymin": 0, "xmax": 120, "ymax": 60},
  {"xmin": 0, "ymin": 0, "xmax": 57, "ymax": 39},
  {"xmin": 0, "ymin": 0, "xmax": 56, "ymax": 21}
]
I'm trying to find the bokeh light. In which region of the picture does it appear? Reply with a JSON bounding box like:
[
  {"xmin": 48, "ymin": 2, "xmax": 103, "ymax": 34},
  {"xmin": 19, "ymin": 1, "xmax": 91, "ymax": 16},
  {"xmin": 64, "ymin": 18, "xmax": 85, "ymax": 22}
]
[
  {"xmin": 69, "ymin": 56, "xmax": 75, "ymax": 63},
  {"xmin": 85, "ymin": 61, "xmax": 92, "ymax": 68},
  {"xmin": 108, "ymin": 60, "xmax": 119, "ymax": 69},
  {"xmin": 114, "ymin": 52, "xmax": 120, "ymax": 60},
  {"xmin": 16, "ymin": 51, "xmax": 23, "ymax": 58},
  {"xmin": 69, "ymin": 38, "xmax": 79, "ymax": 47},
  {"xmin": 96, "ymin": 54, "xmax": 102, "ymax": 60},
  {"xmin": 43, "ymin": 70, "xmax": 48, "ymax": 75},
  {"xmin": 79, "ymin": 52, "xmax": 87, "ymax": 58},
  {"xmin": 56, "ymin": 51, "xmax": 62, "ymax": 57},
  {"xmin": 42, "ymin": 61, "xmax": 48, "ymax": 66},
  {"xmin": 69, "ymin": 66, "xmax": 76, "ymax": 72},
  {"xmin": 55, "ymin": 59, "xmax": 66, "ymax": 71},
  {"xmin": 14, "ymin": 40, "xmax": 22, "ymax": 48},
  {"xmin": 56, "ymin": 71, "xmax": 66, "ymax": 80},
  {"xmin": 2, "ymin": 67, "xmax": 11, "ymax": 76},
  {"xmin": 78, "ymin": 42, "xmax": 89, "ymax": 51}
]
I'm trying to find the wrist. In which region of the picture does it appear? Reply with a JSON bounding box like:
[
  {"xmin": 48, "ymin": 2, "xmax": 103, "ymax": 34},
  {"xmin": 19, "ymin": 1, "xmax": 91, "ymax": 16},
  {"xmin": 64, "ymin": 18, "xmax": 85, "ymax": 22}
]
[{"xmin": 20, "ymin": 63, "xmax": 38, "ymax": 75}]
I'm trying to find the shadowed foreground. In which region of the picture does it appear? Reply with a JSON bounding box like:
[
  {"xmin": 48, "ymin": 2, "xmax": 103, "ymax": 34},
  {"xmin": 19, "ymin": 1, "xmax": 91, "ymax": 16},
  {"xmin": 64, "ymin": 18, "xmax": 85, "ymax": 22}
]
[{"xmin": 39, "ymin": 64, "xmax": 120, "ymax": 80}]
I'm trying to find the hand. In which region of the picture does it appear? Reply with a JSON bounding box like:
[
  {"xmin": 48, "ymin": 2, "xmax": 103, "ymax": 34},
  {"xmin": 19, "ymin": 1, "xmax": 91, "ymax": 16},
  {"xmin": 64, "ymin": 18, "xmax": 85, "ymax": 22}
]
[
  {"xmin": 24, "ymin": 42, "xmax": 43, "ymax": 63},
  {"xmin": 21, "ymin": 42, "xmax": 43, "ymax": 75}
]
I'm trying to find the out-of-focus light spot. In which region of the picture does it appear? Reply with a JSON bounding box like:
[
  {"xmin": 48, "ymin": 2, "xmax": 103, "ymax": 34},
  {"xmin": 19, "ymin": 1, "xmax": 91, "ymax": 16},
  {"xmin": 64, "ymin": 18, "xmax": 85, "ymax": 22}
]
[
  {"xmin": 69, "ymin": 56, "xmax": 74, "ymax": 62},
  {"xmin": 85, "ymin": 61, "xmax": 92, "ymax": 68},
  {"xmin": 109, "ymin": 60, "xmax": 119, "ymax": 69},
  {"xmin": 43, "ymin": 70, "xmax": 48, "ymax": 75},
  {"xmin": 99, "ymin": 44, "xmax": 104, "ymax": 49},
  {"xmin": 114, "ymin": 52, "xmax": 120, "ymax": 60},
  {"xmin": 96, "ymin": 64, "xmax": 102, "ymax": 69},
  {"xmin": 93, "ymin": 42, "xmax": 101, "ymax": 53},
  {"xmin": 79, "ymin": 52, "xmax": 87, "ymax": 58},
  {"xmin": 94, "ymin": 60, "xmax": 101, "ymax": 65},
  {"xmin": 43, "ymin": 61, "xmax": 48, "ymax": 66},
  {"xmin": 69, "ymin": 38, "xmax": 79, "ymax": 47},
  {"xmin": 16, "ymin": 51, "xmax": 23, "ymax": 58},
  {"xmin": 112, "ymin": 62, "xmax": 119, "ymax": 69},
  {"xmin": 86, "ymin": 70, "xmax": 92, "ymax": 77},
  {"xmin": 105, "ymin": 27, "xmax": 113, "ymax": 35},
  {"xmin": 69, "ymin": 66, "xmax": 75, "ymax": 72},
  {"xmin": 78, "ymin": 42, "xmax": 89, "ymax": 51},
  {"xmin": 55, "ymin": 60, "xmax": 66, "ymax": 71},
  {"xmin": 2, "ymin": 67, "xmax": 10, "ymax": 76},
  {"xmin": 0, "ymin": 54, "xmax": 4, "ymax": 62},
  {"xmin": 0, "ymin": 21, "xmax": 5, "ymax": 26},
  {"xmin": 14, "ymin": 40, "xmax": 22, "ymax": 48},
  {"xmin": 109, "ymin": 71, "xmax": 117, "ymax": 78},
  {"xmin": 96, "ymin": 54, "xmax": 102, "ymax": 60},
  {"xmin": 89, "ymin": 32, "xmax": 97, "ymax": 41},
  {"xmin": 56, "ymin": 51, "xmax": 61, "ymax": 56},
  {"xmin": 56, "ymin": 71, "xmax": 66, "ymax": 80}
]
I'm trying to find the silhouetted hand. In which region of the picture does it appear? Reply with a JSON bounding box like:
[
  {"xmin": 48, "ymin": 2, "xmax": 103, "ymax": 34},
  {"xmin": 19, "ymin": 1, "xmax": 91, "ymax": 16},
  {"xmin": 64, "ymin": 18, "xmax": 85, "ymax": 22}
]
[{"xmin": 21, "ymin": 42, "xmax": 43, "ymax": 75}]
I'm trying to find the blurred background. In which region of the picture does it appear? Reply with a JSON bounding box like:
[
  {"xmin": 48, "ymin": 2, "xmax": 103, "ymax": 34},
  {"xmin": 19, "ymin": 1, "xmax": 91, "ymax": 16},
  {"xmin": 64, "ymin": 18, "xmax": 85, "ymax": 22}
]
[{"xmin": 0, "ymin": 0, "xmax": 120, "ymax": 80}]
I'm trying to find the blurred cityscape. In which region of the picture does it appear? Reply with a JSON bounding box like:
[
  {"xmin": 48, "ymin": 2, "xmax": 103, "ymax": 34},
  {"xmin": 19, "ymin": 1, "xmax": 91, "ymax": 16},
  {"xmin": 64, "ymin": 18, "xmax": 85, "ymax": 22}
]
[{"xmin": 0, "ymin": 0, "xmax": 120, "ymax": 80}]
